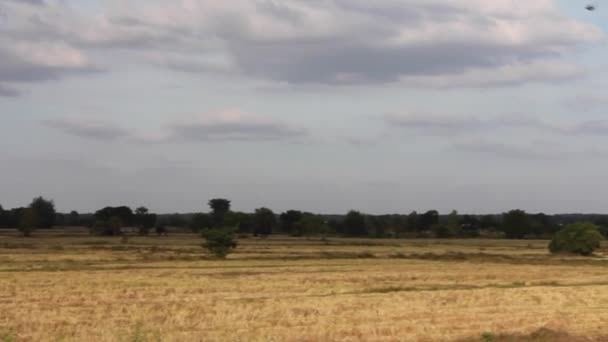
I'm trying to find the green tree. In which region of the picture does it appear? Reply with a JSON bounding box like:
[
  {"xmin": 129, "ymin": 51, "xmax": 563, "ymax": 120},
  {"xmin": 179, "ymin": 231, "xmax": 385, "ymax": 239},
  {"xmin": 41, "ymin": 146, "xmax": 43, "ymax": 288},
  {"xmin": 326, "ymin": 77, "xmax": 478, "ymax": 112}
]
[
  {"xmin": 29, "ymin": 196, "xmax": 55, "ymax": 229},
  {"xmin": 433, "ymin": 210, "xmax": 460, "ymax": 238},
  {"xmin": 502, "ymin": 209, "xmax": 530, "ymax": 239},
  {"xmin": 253, "ymin": 207, "xmax": 276, "ymax": 236},
  {"xmin": 189, "ymin": 213, "xmax": 211, "ymax": 233},
  {"xmin": 208, "ymin": 199, "xmax": 231, "ymax": 227},
  {"xmin": 0, "ymin": 204, "xmax": 8, "ymax": 228},
  {"xmin": 461, "ymin": 215, "xmax": 481, "ymax": 237},
  {"xmin": 549, "ymin": 222, "xmax": 604, "ymax": 256},
  {"xmin": 344, "ymin": 210, "xmax": 367, "ymax": 237},
  {"xmin": 201, "ymin": 228, "xmax": 238, "ymax": 258},
  {"xmin": 19, "ymin": 208, "xmax": 38, "ymax": 237},
  {"xmin": 405, "ymin": 211, "xmax": 419, "ymax": 234},
  {"xmin": 68, "ymin": 211, "xmax": 80, "ymax": 226},
  {"xmin": 134, "ymin": 207, "xmax": 156, "ymax": 236},
  {"xmin": 108, "ymin": 216, "xmax": 123, "ymax": 236},
  {"xmin": 280, "ymin": 210, "xmax": 303, "ymax": 235},
  {"xmin": 294, "ymin": 213, "xmax": 329, "ymax": 236},
  {"xmin": 480, "ymin": 215, "xmax": 498, "ymax": 230},
  {"xmin": 95, "ymin": 206, "xmax": 133, "ymax": 226},
  {"xmin": 419, "ymin": 210, "xmax": 439, "ymax": 232}
]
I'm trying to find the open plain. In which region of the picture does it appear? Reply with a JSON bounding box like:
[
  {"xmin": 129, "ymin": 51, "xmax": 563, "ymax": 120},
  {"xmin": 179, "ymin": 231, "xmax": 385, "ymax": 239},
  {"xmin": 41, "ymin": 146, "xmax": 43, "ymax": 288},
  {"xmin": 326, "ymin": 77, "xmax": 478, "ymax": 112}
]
[{"xmin": 1, "ymin": 231, "xmax": 607, "ymax": 342}]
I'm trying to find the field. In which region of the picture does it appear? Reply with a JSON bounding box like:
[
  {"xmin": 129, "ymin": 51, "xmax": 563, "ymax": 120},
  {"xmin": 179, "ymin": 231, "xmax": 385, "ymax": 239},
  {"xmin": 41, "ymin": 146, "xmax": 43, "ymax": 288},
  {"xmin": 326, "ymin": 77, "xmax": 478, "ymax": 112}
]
[{"xmin": 1, "ymin": 231, "xmax": 608, "ymax": 342}]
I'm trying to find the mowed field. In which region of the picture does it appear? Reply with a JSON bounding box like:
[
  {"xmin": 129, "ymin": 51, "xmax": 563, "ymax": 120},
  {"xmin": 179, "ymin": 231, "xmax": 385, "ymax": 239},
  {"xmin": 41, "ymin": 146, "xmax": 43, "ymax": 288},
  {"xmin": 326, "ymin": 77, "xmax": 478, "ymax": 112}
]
[{"xmin": 1, "ymin": 231, "xmax": 608, "ymax": 342}]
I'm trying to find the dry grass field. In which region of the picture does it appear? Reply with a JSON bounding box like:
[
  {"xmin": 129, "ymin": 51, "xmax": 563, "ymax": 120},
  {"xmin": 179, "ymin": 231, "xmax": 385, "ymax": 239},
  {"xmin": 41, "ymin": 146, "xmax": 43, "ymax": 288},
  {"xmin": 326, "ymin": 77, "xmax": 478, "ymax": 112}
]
[{"xmin": 1, "ymin": 231, "xmax": 608, "ymax": 342}]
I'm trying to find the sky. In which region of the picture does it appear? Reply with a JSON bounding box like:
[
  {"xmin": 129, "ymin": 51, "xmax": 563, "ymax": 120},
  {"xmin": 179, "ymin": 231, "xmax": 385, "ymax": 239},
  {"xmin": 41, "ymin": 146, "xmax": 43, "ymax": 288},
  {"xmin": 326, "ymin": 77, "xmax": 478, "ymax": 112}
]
[{"xmin": 1, "ymin": 0, "xmax": 608, "ymax": 214}]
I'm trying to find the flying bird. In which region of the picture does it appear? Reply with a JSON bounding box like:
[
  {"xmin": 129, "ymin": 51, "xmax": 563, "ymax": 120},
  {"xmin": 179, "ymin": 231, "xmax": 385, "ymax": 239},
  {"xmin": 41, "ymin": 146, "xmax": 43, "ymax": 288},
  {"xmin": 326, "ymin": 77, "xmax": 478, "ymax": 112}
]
[{"xmin": 586, "ymin": 4, "xmax": 596, "ymax": 11}]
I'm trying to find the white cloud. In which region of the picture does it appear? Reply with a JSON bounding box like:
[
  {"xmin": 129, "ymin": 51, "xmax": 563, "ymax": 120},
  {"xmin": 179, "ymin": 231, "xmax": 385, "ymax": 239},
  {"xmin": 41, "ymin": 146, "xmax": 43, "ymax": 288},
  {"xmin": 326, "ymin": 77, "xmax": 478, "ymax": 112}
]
[{"xmin": 1, "ymin": 0, "xmax": 602, "ymax": 93}]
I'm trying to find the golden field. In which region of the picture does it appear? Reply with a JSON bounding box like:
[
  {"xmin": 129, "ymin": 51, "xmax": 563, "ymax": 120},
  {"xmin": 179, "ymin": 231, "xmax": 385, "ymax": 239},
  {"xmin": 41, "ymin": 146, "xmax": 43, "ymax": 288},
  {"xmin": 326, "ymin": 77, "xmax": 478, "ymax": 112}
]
[{"xmin": 1, "ymin": 231, "xmax": 607, "ymax": 342}]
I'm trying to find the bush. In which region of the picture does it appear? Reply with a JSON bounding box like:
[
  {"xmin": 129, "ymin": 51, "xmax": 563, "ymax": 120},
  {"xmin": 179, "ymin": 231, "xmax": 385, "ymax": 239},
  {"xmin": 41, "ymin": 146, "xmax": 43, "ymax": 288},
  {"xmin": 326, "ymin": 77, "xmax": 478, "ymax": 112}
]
[
  {"xmin": 18, "ymin": 208, "xmax": 38, "ymax": 237},
  {"xmin": 549, "ymin": 222, "xmax": 604, "ymax": 256},
  {"xmin": 201, "ymin": 228, "xmax": 238, "ymax": 259}
]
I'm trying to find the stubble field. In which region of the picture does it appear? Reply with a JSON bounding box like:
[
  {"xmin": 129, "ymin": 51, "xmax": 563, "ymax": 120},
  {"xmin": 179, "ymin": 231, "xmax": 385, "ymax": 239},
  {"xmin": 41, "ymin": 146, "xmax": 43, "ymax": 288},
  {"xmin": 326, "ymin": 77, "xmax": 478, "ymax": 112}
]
[{"xmin": 1, "ymin": 231, "xmax": 607, "ymax": 341}]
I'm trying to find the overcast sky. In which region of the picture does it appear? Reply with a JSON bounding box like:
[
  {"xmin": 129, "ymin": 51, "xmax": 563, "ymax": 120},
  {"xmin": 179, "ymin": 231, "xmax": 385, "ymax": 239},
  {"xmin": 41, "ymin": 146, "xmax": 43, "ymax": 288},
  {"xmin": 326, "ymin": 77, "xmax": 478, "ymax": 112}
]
[{"xmin": 1, "ymin": 0, "xmax": 608, "ymax": 214}]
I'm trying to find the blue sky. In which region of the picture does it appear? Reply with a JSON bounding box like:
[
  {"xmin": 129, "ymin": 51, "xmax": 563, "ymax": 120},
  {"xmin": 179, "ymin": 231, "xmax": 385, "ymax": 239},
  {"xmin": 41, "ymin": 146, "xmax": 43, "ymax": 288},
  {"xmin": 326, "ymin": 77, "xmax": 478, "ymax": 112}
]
[{"xmin": 1, "ymin": 0, "xmax": 608, "ymax": 214}]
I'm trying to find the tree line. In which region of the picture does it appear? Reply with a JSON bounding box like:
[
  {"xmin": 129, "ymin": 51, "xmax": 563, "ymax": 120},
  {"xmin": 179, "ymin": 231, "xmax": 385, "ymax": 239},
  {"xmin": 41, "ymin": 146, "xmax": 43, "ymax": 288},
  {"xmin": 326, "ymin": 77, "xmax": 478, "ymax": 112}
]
[{"xmin": 2, "ymin": 196, "xmax": 608, "ymax": 240}]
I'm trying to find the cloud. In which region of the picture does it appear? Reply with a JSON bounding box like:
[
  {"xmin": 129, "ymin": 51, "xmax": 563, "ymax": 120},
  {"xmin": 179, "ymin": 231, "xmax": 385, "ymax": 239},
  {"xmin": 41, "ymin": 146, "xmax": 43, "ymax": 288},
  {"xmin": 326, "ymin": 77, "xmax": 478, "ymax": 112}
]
[
  {"xmin": 44, "ymin": 119, "xmax": 128, "ymax": 141},
  {"xmin": 102, "ymin": 0, "xmax": 601, "ymax": 86},
  {"xmin": 0, "ymin": 1, "xmax": 100, "ymax": 94},
  {"xmin": 45, "ymin": 110, "xmax": 307, "ymax": 143},
  {"xmin": 0, "ymin": 0, "xmax": 44, "ymax": 5},
  {"xmin": 0, "ymin": 0, "xmax": 602, "ymax": 93},
  {"xmin": 571, "ymin": 120, "xmax": 608, "ymax": 135},
  {"xmin": 450, "ymin": 140, "xmax": 563, "ymax": 160},
  {"xmin": 163, "ymin": 110, "xmax": 307, "ymax": 143},
  {"xmin": 399, "ymin": 62, "xmax": 585, "ymax": 88},
  {"xmin": 384, "ymin": 112, "xmax": 554, "ymax": 135},
  {"xmin": 0, "ymin": 84, "xmax": 18, "ymax": 97}
]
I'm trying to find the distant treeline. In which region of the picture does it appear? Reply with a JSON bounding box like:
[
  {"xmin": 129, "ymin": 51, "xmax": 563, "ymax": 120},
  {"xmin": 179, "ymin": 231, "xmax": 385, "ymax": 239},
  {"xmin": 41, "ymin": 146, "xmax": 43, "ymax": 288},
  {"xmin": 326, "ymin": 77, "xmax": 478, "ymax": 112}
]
[{"xmin": 2, "ymin": 197, "xmax": 608, "ymax": 239}]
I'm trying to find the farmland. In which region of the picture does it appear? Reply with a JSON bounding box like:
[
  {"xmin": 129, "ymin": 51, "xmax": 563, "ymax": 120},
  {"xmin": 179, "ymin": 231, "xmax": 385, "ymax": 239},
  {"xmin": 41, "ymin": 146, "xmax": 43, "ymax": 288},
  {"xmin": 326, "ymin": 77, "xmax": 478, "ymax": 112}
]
[{"xmin": 1, "ymin": 231, "xmax": 607, "ymax": 341}]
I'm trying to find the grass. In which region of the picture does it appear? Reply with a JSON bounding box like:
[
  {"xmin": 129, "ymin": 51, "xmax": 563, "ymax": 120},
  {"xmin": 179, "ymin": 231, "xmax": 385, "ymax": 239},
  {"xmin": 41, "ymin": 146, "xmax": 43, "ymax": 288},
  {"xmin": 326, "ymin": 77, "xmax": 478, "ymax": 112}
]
[{"xmin": 0, "ymin": 230, "xmax": 607, "ymax": 341}]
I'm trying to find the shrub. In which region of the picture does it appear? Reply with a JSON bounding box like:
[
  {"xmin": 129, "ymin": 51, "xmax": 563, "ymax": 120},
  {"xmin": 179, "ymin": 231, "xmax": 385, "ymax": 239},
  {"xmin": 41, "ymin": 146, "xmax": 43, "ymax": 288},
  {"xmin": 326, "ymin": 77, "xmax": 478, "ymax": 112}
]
[
  {"xmin": 18, "ymin": 208, "xmax": 38, "ymax": 237},
  {"xmin": 549, "ymin": 222, "xmax": 604, "ymax": 256},
  {"xmin": 201, "ymin": 228, "xmax": 238, "ymax": 259}
]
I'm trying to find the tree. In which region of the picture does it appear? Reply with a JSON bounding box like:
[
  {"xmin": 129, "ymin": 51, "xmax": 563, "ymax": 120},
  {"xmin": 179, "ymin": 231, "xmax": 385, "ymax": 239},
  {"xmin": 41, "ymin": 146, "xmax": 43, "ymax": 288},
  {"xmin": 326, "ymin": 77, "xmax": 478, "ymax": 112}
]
[
  {"xmin": 0, "ymin": 204, "xmax": 8, "ymax": 228},
  {"xmin": 549, "ymin": 222, "xmax": 604, "ymax": 256},
  {"xmin": 29, "ymin": 196, "xmax": 55, "ymax": 229},
  {"xmin": 405, "ymin": 211, "xmax": 419, "ymax": 234},
  {"xmin": 530, "ymin": 213, "xmax": 555, "ymax": 237},
  {"xmin": 433, "ymin": 210, "xmax": 460, "ymax": 238},
  {"xmin": 280, "ymin": 210, "xmax": 303, "ymax": 235},
  {"xmin": 95, "ymin": 206, "xmax": 134, "ymax": 226},
  {"xmin": 480, "ymin": 215, "xmax": 498, "ymax": 230},
  {"xmin": 68, "ymin": 211, "xmax": 80, "ymax": 226},
  {"xmin": 461, "ymin": 215, "xmax": 481, "ymax": 237},
  {"xmin": 19, "ymin": 208, "xmax": 38, "ymax": 237},
  {"xmin": 294, "ymin": 213, "xmax": 329, "ymax": 236},
  {"xmin": 134, "ymin": 207, "xmax": 156, "ymax": 235},
  {"xmin": 201, "ymin": 228, "xmax": 238, "ymax": 258},
  {"xmin": 502, "ymin": 209, "xmax": 530, "ymax": 239},
  {"xmin": 189, "ymin": 213, "xmax": 211, "ymax": 233},
  {"xmin": 167, "ymin": 214, "xmax": 186, "ymax": 228},
  {"xmin": 253, "ymin": 207, "xmax": 276, "ymax": 236},
  {"xmin": 419, "ymin": 210, "xmax": 439, "ymax": 232},
  {"xmin": 108, "ymin": 216, "xmax": 123, "ymax": 236},
  {"xmin": 343, "ymin": 210, "xmax": 367, "ymax": 237},
  {"xmin": 208, "ymin": 199, "xmax": 231, "ymax": 227},
  {"xmin": 155, "ymin": 224, "xmax": 169, "ymax": 236},
  {"xmin": 367, "ymin": 215, "xmax": 389, "ymax": 238}
]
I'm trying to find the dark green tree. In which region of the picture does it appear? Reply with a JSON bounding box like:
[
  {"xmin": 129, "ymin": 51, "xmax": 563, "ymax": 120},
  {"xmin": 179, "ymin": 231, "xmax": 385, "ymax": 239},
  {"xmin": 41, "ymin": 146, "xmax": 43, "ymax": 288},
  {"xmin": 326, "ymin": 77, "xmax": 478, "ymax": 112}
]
[
  {"xmin": 0, "ymin": 204, "xmax": 8, "ymax": 228},
  {"xmin": 294, "ymin": 213, "xmax": 329, "ymax": 236},
  {"xmin": 549, "ymin": 222, "xmax": 604, "ymax": 256},
  {"xmin": 108, "ymin": 216, "xmax": 123, "ymax": 236},
  {"xmin": 480, "ymin": 215, "xmax": 499, "ymax": 230},
  {"xmin": 208, "ymin": 199, "xmax": 231, "ymax": 227},
  {"xmin": 502, "ymin": 209, "xmax": 530, "ymax": 239},
  {"xmin": 68, "ymin": 211, "xmax": 80, "ymax": 226},
  {"xmin": 19, "ymin": 208, "xmax": 38, "ymax": 237},
  {"xmin": 201, "ymin": 228, "xmax": 238, "ymax": 258},
  {"xmin": 253, "ymin": 207, "xmax": 276, "ymax": 236},
  {"xmin": 433, "ymin": 210, "xmax": 460, "ymax": 238},
  {"xmin": 95, "ymin": 206, "xmax": 133, "ymax": 226},
  {"xmin": 280, "ymin": 210, "xmax": 303, "ymax": 235},
  {"xmin": 419, "ymin": 210, "xmax": 439, "ymax": 232},
  {"xmin": 29, "ymin": 196, "xmax": 55, "ymax": 229},
  {"xmin": 189, "ymin": 213, "xmax": 211, "ymax": 233},
  {"xmin": 343, "ymin": 210, "xmax": 367, "ymax": 237},
  {"xmin": 134, "ymin": 207, "xmax": 156, "ymax": 236},
  {"xmin": 460, "ymin": 215, "xmax": 480, "ymax": 237},
  {"xmin": 405, "ymin": 211, "xmax": 419, "ymax": 234}
]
